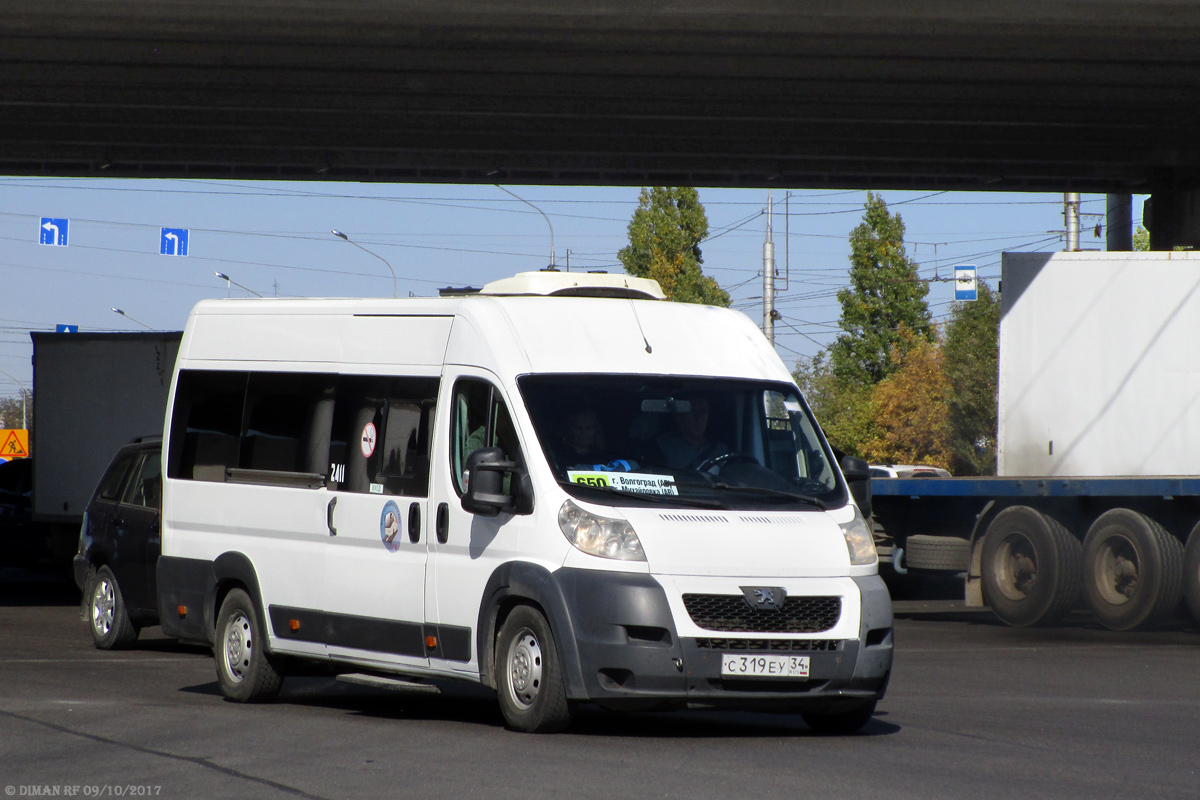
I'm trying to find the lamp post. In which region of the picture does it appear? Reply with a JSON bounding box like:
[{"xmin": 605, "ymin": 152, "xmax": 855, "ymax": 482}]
[
  {"xmin": 494, "ymin": 185, "xmax": 559, "ymax": 270},
  {"xmin": 110, "ymin": 307, "xmax": 154, "ymax": 331},
  {"xmin": 215, "ymin": 271, "xmax": 264, "ymax": 297},
  {"xmin": 0, "ymin": 368, "xmax": 28, "ymax": 429},
  {"xmin": 331, "ymin": 230, "xmax": 398, "ymax": 297}
]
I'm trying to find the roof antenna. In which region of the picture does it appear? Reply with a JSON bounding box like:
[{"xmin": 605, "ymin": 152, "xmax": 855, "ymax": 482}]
[{"xmin": 625, "ymin": 279, "xmax": 653, "ymax": 353}]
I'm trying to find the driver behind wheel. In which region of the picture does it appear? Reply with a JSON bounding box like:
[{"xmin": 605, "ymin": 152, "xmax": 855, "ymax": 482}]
[{"xmin": 654, "ymin": 395, "xmax": 730, "ymax": 470}]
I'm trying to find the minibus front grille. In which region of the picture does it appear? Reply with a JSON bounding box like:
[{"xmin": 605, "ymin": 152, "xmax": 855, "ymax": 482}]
[
  {"xmin": 693, "ymin": 638, "xmax": 841, "ymax": 651},
  {"xmin": 682, "ymin": 594, "xmax": 841, "ymax": 633}
]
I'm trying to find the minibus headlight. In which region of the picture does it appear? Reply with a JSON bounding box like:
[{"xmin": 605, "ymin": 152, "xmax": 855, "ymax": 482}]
[
  {"xmin": 558, "ymin": 499, "xmax": 646, "ymax": 561},
  {"xmin": 840, "ymin": 506, "xmax": 877, "ymax": 566}
]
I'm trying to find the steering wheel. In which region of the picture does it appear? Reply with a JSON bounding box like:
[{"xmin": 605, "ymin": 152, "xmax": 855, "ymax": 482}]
[{"xmin": 693, "ymin": 452, "xmax": 759, "ymax": 473}]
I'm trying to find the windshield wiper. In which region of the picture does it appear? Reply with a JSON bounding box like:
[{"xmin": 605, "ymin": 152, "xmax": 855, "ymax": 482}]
[
  {"xmin": 558, "ymin": 480, "xmax": 725, "ymax": 509},
  {"xmin": 708, "ymin": 482, "xmax": 829, "ymax": 509}
]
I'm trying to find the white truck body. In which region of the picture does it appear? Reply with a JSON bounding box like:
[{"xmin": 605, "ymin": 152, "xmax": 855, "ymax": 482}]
[{"xmin": 999, "ymin": 251, "xmax": 1200, "ymax": 477}]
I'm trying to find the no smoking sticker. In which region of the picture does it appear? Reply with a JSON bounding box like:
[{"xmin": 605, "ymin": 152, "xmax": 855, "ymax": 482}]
[{"xmin": 361, "ymin": 422, "xmax": 377, "ymax": 458}]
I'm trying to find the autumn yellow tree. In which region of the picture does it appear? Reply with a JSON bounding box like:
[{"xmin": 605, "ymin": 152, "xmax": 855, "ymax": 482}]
[{"xmin": 860, "ymin": 330, "xmax": 952, "ymax": 466}]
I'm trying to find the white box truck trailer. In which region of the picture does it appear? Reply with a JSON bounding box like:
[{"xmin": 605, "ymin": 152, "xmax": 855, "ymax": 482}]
[{"xmin": 874, "ymin": 251, "xmax": 1200, "ymax": 630}]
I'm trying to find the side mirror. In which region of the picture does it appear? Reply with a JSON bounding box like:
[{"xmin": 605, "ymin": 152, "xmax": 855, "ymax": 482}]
[
  {"xmin": 840, "ymin": 455, "xmax": 872, "ymax": 520},
  {"xmin": 461, "ymin": 447, "xmax": 532, "ymax": 517}
]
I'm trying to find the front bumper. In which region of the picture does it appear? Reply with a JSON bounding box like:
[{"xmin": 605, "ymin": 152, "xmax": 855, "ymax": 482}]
[{"xmin": 556, "ymin": 569, "xmax": 893, "ymax": 711}]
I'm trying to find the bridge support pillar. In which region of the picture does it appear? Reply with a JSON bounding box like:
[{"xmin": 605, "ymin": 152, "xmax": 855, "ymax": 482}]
[{"xmin": 1106, "ymin": 193, "xmax": 1132, "ymax": 251}]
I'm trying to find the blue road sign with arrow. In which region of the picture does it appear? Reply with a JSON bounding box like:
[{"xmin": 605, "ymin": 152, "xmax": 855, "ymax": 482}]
[
  {"xmin": 160, "ymin": 228, "xmax": 189, "ymax": 256},
  {"xmin": 40, "ymin": 218, "xmax": 68, "ymax": 246}
]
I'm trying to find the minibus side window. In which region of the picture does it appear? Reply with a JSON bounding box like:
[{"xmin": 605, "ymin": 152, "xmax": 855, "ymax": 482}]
[
  {"xmin": 168, "ymin": 370, "xmax": 247, "ymax": 481},
  {"xmin": 328, "ymin": 376, "xmax": 438, "ymax": 497},
  {"xmin": 241, "ymin": 373, "xmax": 336, "ymax": 474},
  {"xmin": 450, "ymin": 379, "xmax": 522, "ymax": 495}
]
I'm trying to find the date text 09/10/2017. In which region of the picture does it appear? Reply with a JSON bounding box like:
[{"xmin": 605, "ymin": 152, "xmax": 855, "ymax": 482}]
[{"xmin": 6, "ymin": 787, "xmax": 163, "ymax": 797}]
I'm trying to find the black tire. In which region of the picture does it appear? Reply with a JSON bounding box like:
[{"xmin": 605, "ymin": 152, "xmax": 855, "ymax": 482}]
[
  {"xmin": 904, "ymin": 535, "xmax": 971, "ymax": 572},
  {"xmin": 215, "ymin": 588, "xmax": 283, "ymax": 702},
  {"xmin": 495, "ymin": 605, "xmax": 573, "ymax": 733},
  {"xmin": 1184, "ymin": 522, "xmax": 1200, "ymax": 625},
  {"xmin": 1082, "ymin": 509, "xmax": 1183, "ymax": 631},
  {"xmin": 981, "ymin": 506, "xmax": 1081, "ymax": 627},
  {"xmin": 801, "ymin": 699, "xmax": 878, "ymax": 735},
  {"xmin": 88, "ymin": 565, "xmax": 139, "ymax": 649}
]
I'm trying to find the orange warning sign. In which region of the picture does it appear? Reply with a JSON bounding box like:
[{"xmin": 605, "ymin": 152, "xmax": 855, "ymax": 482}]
[{"xmin": 1, "ymin": 429, "xmax": 30, "ymax": 458}]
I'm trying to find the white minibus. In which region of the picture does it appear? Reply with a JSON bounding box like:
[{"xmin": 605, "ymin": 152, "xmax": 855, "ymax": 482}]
[{"xmin": 158, "ymin": 271, "xmax": 892, "ymax": 733}]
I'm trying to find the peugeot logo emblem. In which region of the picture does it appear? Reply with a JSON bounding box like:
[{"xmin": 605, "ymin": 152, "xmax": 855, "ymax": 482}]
[{"xmin": 741, "ymin": 586, "xmax": 787, "ymax": 611}]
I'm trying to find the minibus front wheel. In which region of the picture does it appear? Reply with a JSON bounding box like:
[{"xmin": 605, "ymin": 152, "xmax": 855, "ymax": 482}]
[
  {"xmin": 496, "ymin": 605, "xmax": 574, "ymax": 733},
  {"xmin": 215, "ymin": 588, "xmax": 283, "ymax": 703}
]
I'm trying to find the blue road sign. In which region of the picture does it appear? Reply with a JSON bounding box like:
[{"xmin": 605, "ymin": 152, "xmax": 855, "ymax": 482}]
[
  {"xmin": 39, "ymin": 218, "xmax": 69, "ymax": 246},
  {"xmin": 55, "ymin": 324, "xmax": 79, "ymax": 333},
  {"xmin": 954, "ymin": 265, "xmax": 978, "ymax": 301},
  {"xmin": 160, "ymin": 227, "xmax": 189, "ymax": 256}
]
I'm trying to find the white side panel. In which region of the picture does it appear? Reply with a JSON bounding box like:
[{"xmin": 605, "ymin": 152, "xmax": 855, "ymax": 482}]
[
  {"xmin": 999, "ymin": 251, "xmax": 1200, "ymax": 476},
  {"xmin": 183, "ymin": 312, "xmax": 453, "ymax": 367}
]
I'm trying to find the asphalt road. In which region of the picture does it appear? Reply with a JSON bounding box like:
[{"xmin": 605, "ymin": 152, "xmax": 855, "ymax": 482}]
[{"xmin": 1, "ymin": 575, "xmax": 1198, "ymax": 800}]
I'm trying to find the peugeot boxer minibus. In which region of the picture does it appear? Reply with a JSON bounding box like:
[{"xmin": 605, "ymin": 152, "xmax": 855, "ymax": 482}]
[{"xmin": 158, "ymin": 271, "xmax": 892, "ymax": 733}]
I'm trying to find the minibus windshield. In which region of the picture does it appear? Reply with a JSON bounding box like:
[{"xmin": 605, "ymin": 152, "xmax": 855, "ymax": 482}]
[{"xmin": 518, "ymin": 374, "xmax": 846, "ymax": 510}]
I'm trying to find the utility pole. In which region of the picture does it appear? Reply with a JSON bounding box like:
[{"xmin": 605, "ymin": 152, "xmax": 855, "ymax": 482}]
[
  {"xmin": 1064, "ymin": 192, "xmax": 1081, "ymax": 251},
  {"xmin": 763, "ymin": 190, "xmax": 776, "ymax": 345}
]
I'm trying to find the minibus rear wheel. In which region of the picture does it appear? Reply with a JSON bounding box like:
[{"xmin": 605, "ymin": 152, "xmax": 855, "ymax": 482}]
[
  {"xmin": 496, "ymin": 605, "xmax": 573, "ymax": 733},
  {"xmin": 215, "ymin": 588, "xmax": 283, "ymax": 702}
]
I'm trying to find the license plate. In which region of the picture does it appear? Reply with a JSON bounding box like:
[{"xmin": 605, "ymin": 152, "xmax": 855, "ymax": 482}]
[{"xmin": 720, "ymin": 654, "xmax": 810, "ymax": 678}]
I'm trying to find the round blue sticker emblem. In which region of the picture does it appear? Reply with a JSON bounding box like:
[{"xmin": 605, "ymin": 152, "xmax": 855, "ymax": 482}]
[{"xmin": 380, "ymin": 500, "xmax": 402, "ymax": 552}]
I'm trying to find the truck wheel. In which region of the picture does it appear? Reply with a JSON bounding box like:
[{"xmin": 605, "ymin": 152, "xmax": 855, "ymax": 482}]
[
  {"xmin": 1082, "ymin": 509, "xmax": 1183, "ymax": 631},
  {"xmin": 1184, "ymin": 522, "xmax": 1200, "ymax": 625},
  {"xmin": 981, "ymin": 506, "xmax": 1081, "ymax": 627},
  {"xmin": 904, "ymin": 536, "xmax": 971, "ymax": 572},
  {"xmin": 801, "ymin": 699, "xmax": 877, "ymax": 735},
  {"xmin": 495, "ymin": 605, "xmax": 573, "ymax": 733},
  {"xmin": 215, "ymin": 588, "xmax": 283, "ymax": 702},
  {"xmin": 88, "ymin": 565, "xmax": 139, "ymax": 649}
]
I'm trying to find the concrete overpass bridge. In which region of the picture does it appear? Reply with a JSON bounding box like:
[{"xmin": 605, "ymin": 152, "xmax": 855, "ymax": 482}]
[{"xmin": 4, "ymin": 1, "xmax": 1200, "ymax": 245}]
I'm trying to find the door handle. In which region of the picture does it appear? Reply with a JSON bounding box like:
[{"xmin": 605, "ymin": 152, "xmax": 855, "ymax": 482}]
[
  {"xmin": 436, "ymin": 502, "xmax": 449, "ymax": 544},
  {"xmin": 326, "ymin": 496, "xmax": 338, "ymax": 536},
  {"xmin": 408, "ymin": 502, "xmax": 421, "ymax": 543}
]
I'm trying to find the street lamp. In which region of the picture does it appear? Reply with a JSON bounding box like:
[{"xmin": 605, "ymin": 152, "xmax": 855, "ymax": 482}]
[
  {"xmin": 110, "ymin": 307, "xmax": 154, "ymax": 331},
  {"xmin": 215, "ymin": 271, "xmax": 264, "ymax": 297},
  {"xmin": 0, "ymin": 368, "xmax": 28, "ymax": 429},
  {"xmin": 494, "ymin": 185, "xmax": 559, "ymax": 270},
  {"xmin": 331, "ymin": 230, "xmax": 398, "ymax": 298}
]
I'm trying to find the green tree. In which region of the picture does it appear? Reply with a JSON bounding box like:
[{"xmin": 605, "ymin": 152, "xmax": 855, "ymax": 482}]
[
  {"xmin": 1133, "ymin": 225, "xmax": 1150, "ymax": 252},
  {"xmin": 793, "ymin": 353, "xmax": 877, "ymax": 459},
  {"xmin": 942, "ymin": 281, "xmax": 1000, "ymax": 475},
  {"xmin": 830, "ymin": 192, "xmax": 933, "ymax": 387},
  {"xmin": 618, "ymin": 187, "xmax": 730, "ymax": 306}
]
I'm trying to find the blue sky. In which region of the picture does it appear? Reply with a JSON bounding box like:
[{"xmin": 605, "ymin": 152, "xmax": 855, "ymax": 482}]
[{"xmin": 0, "ymin": 178, "xmax": 1129, "ymax": 400}]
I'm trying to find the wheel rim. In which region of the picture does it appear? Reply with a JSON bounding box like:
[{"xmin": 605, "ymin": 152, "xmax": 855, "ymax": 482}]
[
  {"xmin": 992, "ymin": 532, "xmax": 1039, "ymax": 601},
  {"xmin": 223, "ymin": 610, "xmax": 253, "ymax": 683},
  {"xmin": 91, "ymin": 577, "xmax": 115, "ymax": 636},
  {"xmin": 506, "ymin": 628, "xmax": 543, "ymax": 710},
  {"xmin": 1093, "ymin": 534, "xmax": 1139, "ymax": 606}
]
